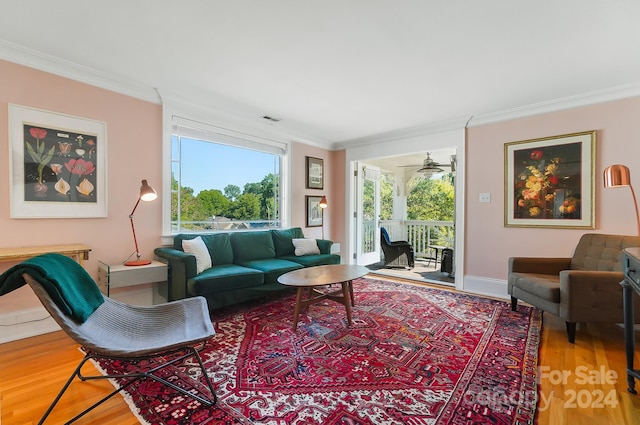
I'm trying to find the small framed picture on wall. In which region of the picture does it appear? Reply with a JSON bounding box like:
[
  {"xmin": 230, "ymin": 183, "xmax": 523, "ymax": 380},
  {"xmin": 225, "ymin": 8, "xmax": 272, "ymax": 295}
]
[
  {"xmin": 306, "ymin": 195, "xmax": 323, "ymax": 227},
  {"xmin": 306, "ymin": 156, "xmax": 323, "ymax": 189}
]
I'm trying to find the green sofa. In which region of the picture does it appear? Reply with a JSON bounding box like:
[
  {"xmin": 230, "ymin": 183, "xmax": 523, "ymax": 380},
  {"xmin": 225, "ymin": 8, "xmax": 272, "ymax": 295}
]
[{"xmin": 154, "ymin": 227, "xmax": 340, "ymax": 309}]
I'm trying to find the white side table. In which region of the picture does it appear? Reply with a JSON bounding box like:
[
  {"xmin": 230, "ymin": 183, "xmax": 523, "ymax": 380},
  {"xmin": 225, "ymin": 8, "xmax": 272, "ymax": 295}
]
[{"xmin": 97, "ymin": 260, "xmax": 168, "ymax": 300}]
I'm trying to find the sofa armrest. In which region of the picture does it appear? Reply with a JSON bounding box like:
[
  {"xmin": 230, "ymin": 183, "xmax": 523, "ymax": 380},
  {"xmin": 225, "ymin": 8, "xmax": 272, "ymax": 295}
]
[
  {"xmin": 508, "ymin": 257, "xmax": 572, "ymax": 275},
  {"xmin": 154, "ymin": 247, "xmax": 198, "ymax": 301},
  {"xmin": 559, "ymin": 270, "xmax": 625, "ymax": 322},
  {"xmin": 316, "ymin": 239, "xmax": 334, "ymax": 254}
]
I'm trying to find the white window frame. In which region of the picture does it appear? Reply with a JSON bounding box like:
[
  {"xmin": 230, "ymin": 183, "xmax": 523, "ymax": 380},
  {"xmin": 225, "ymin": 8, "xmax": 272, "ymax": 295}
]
[{"xmin": 161, "ymin": 101, "xmax": 291, "ymax": 243}]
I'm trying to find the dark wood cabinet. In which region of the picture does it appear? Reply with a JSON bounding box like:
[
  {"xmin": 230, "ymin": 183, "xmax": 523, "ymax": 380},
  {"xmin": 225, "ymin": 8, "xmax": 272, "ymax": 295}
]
[{"xmin": 622, "ymin": 247, "xmax": 640, "ymax": 393}]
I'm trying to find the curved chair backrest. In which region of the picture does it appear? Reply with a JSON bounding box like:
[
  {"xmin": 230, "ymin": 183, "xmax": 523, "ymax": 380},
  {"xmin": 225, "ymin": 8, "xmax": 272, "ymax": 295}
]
[
  {"xmin": 380, "ymin": 227, "xmax": 391, "ymax": 245},
  {"xmin": 23, "ymin": 273, "xmax": 215, "ymax": 357}
]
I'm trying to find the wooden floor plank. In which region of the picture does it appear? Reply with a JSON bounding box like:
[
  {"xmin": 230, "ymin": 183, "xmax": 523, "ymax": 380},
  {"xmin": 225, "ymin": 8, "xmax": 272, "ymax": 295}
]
[{"xmin": 1, "ymin": 278, "xmax": 640, "ymax": 424}]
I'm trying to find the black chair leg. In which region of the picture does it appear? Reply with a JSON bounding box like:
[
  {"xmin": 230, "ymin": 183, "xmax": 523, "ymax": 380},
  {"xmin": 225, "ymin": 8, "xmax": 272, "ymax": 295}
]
[
  {"xmin": 38, "ymin": 346, "xmax": 216, "ymax": 424},
  {"xmin": 566, "ymin": 322, "xmax": 576, "ymax": 343},
  {"xmin": 510, "ymin": 296, "xmax": 518, "ymax": 311}
]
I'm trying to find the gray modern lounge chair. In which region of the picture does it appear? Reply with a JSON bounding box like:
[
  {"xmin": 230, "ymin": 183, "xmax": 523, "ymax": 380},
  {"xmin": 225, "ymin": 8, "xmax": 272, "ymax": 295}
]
[
  {"xmin": 2, "ymin": 254, "xmax": 217, "ymax": 424},
  {"xmin": 509, "ymin": 233, "xmax": 640, "ymax": 343}
]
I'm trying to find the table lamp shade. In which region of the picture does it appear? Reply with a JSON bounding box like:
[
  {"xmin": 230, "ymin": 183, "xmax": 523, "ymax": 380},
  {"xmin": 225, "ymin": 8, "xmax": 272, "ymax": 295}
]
[
  {"xmin": 319, "ymin": 196, "xmax": 328, "ymax": 209},
  {"xmin": 319, "ymin": 196, "xmax": 328, "ymax": 239},
  {"xmin": 604, "ymin": 164, "xmax": 631, "ymax": 188},
  {"xmin": 139, "ymin": 179, "xmax": 158, "ymax": 202}
]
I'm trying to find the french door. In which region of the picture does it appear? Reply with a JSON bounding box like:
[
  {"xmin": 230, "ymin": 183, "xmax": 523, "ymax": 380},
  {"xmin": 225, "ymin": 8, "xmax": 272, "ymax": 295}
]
[{"xmin": 355, "ymin": 163, "xmax": 381, "ymax": 265}]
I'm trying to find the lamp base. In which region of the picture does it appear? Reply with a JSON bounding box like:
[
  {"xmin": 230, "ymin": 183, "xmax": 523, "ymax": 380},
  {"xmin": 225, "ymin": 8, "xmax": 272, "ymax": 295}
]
[{"xmin": 124, "ymin": 259, "xmax": 152, "ymax": 267}]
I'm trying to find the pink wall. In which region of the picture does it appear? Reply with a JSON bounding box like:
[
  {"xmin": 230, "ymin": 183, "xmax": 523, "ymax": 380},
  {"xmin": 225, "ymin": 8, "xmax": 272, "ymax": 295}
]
[
  {"xmin": 290, "ymin": 142, "xmax": 345, "ymax": 250},
  {"xmin": 3, "ymin": 56, "xmax": 638, "ymax": 314},
  {"xmin": 465, "ymin": 97, "xmax": 640, "ymax": 280},
  {"xmin": 329, "ymin": 149, "xmax": 346, "ymax": 249},
  {"xmin": 0, "ymin": 60, "xmax": 162, "ymax": 313}
]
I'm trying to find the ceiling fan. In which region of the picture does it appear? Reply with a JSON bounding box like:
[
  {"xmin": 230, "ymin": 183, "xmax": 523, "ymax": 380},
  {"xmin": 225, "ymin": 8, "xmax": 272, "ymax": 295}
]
[{"xmin": 402, "ymin": 152, "xmax": 453, "ymax": 174}]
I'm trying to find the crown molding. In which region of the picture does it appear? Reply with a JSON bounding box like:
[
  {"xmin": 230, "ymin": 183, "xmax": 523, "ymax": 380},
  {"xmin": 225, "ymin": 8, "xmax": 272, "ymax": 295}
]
[
  {"xmin": 334, "ymin": 116, "xmax": 471, "ymax": 150},
  {"xmin": 3, "ymin": 38, "xmax": 639, "ymax": 148},
  {"xmin": 0, "ymin": 40, "xmax": 160, "ymax": 104},
  {"xmin": 0, "ymin": 40, "xmax": 334, "ymax": 148},
  {"xmin": 159, "ymin": 89, "xmax": 333, "ymax": 149},
  {"xmin": 467, "ymin": 82, "xmax": 640, "ymax": 128},
  {"xmin": 335, "ymin": 83, "xmax": 640, "ymax": 149}
]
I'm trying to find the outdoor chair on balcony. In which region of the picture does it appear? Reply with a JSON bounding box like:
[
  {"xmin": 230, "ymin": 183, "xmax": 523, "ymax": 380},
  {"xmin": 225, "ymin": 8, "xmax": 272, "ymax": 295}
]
[
  {"xmin": 380, "ymin": 227, "xmax": 415, "ymax": 269},
  {"xmin": 0, "ymin": 253, "xmax": 217, "ymax": 424}
]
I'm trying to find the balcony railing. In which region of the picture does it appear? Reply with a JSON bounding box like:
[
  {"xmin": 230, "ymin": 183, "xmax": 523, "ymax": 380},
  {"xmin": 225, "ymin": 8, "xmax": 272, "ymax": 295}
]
[
  {"xmin": 380, "ymin": 220, "xmax": 454, "ymax": 258},
  {"xmin": 171, "ymin": 219, "xmax": 281, "ymax": 232}
]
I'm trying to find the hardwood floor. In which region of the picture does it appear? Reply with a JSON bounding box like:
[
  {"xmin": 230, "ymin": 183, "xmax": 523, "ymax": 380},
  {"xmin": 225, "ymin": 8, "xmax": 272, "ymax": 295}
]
[{"xmin": 2, "ymin": 279, "xmax": 640, "ymax": 424}]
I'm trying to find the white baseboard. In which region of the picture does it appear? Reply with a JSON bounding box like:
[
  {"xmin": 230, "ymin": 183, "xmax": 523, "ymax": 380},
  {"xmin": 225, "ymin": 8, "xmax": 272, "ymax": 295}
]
[
  {"xmin": 462, "ymin": 275, "xmax": 509, "ymax": 300},
  {"xmin": 0, "ymin": 307, "xmax": 60, "ymax": 344}
]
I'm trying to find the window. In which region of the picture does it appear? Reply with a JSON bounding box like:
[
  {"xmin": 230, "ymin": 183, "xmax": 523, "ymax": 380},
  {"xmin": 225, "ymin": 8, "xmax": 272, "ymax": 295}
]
[{"xmin": 171, "ymin": 121, "xmax": 284, "ymax": 232}]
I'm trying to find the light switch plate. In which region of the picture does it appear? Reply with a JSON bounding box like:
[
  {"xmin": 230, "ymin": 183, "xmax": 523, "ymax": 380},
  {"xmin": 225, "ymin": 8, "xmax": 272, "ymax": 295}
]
[{"xmin": 479, "ymin": 193, "xmax": 491, "ymax": 203}]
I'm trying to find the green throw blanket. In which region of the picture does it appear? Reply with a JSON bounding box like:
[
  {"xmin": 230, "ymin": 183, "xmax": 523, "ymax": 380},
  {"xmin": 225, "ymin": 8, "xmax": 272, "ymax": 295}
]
[{"xmin": 0, "ymin": 253, "xmax": 104, "ymax": 323}]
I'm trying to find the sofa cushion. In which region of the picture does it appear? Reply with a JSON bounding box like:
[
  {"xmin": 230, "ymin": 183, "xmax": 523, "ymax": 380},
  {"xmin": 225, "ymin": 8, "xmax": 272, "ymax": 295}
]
[
  {"xmin": 181, "ymin": 236, "xmax": 212, "ymax": 274},
  {"xmin": 231, "ymin": 231, "xmax": 276, "ymax": 262},
  {"xmin": 204, "ymin": 233, "xmax": 233, "ymax": 265},
  {"xmin": 235, "ymin": 258, "xmax": 303, "ymax": 284},
  {"xmin": 280, "ymin": 253, "xmax": 341, "ymax": 267},
  {"xmin": 187, "ymin": 264, "xmax": 264, "ymax": 295},
  {"xmin": 173, "ymin": 233, "xmax": 196, "ymax": 250},
  {"xmin": 271, "ymin": 227, "xmax": 305, "ymax": 257},
  {"xmin": 509, "ymin": 272, "xmax": 560, "ymax": 303},
  {"xmin": 316, "ymin": 239, "xmax": 333, "ymax": 254},
  {"xmin": 292, "ymin": 238, "xmax": 320, "ymax": 256},
  {"xmin": 173, "ymin": 233, "xmax": 234, "ymax": 265}
]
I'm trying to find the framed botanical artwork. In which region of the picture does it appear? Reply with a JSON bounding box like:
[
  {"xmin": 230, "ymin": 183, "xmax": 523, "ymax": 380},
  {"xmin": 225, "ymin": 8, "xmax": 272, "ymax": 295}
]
[
  {"xmin": 306, "ymin": 156, "xmax": 324, "ymax": 189},
  {"xmin": 9, "ymin": 104, "xmax": 108, "ymax": 218},
  {"xmin": 504, "ymin": 130, "xmax": 595, "ymax": 228},
  {"xmin": 306, "ymin": 195, "xmax": 323, "ymax": 227}
]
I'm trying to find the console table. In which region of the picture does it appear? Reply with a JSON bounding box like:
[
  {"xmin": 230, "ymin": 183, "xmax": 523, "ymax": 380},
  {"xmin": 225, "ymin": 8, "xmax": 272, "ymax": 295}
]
[
  {"xmin": 0, "ymin": 244, "xmax": 91, "ymax": 266},
  {"xmin": 97, "ymin": 260, "xmax": 168, "ymax": 298},
  {"xmin": 622, "ymin": 247, "xmax": 640, "ymax": 394}
]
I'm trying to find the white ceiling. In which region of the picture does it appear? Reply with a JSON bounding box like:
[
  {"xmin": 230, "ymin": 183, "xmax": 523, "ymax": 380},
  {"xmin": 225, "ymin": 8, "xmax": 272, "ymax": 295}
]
[{"xmin": 1, "ymin": 1, "xmax": 640, "ymax": 149}]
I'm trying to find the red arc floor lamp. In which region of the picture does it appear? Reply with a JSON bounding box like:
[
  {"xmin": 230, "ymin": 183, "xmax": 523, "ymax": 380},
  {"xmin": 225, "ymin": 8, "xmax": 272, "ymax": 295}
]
[{"xmin": 125, "ymin": 179, "xmax": 158, "ymax": 266}]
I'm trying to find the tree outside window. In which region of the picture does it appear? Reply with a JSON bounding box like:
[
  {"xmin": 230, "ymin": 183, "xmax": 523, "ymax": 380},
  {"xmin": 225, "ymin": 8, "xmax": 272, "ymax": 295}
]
[{"xmin": 171, "ymin": 135, "xmax": 281, "ymax": 231}]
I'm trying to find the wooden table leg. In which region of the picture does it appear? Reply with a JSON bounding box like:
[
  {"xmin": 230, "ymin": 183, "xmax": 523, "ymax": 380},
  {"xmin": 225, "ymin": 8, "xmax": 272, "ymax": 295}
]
[
  {"xmin": 348, "ymin": 280, "xmax": 355, "ymax": 306},
  {"xmin": 341, "ymin": 282, "xmax": 352, "ymax": 326},
  {"xmin": 293, "ymin": 287, "xmax": 305, "ymax": 331}
]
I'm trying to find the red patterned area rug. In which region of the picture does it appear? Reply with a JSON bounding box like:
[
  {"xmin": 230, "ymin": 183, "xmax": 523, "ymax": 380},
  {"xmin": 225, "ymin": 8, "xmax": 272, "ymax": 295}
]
[{"xmin": 95, "ymin": 278, "xmax": 541, "ymax": 424}]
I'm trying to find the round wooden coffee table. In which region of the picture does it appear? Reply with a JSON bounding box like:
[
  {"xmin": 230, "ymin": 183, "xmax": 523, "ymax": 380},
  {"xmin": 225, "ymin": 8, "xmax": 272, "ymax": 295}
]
[{"xmin": 277, "ymin": 264, "xmax": 369, "ymax": 330}]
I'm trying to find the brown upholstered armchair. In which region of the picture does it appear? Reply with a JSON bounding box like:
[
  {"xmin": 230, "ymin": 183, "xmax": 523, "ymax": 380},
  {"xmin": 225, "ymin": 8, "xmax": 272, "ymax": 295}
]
[
  {"xmin": 509, "ymin": 233, "xmax": 640, "ymax": 343},
  {"xmin": 380, "ymin": 227, "xmax": 415, "ymax": 269}
]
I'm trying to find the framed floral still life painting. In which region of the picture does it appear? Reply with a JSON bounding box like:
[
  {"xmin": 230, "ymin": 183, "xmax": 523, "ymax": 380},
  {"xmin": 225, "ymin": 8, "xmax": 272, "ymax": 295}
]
[
  {"xmin": 504, "ymin": 131, "xmax": 595, "ymax": 228},
  {"xmin": 9, "ymin": 104, "xmax": 108, "ymax": 218}
]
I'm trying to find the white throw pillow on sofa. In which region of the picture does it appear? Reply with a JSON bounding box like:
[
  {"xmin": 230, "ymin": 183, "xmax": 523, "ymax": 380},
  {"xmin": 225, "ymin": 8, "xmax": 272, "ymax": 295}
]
[
  {"xmin": 182, "ymin": 236, "xmax": 212, "ymax": 274},
  {"xmin": 292, "ymin": 238, "xmax": 321, "ymax": 256}
]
